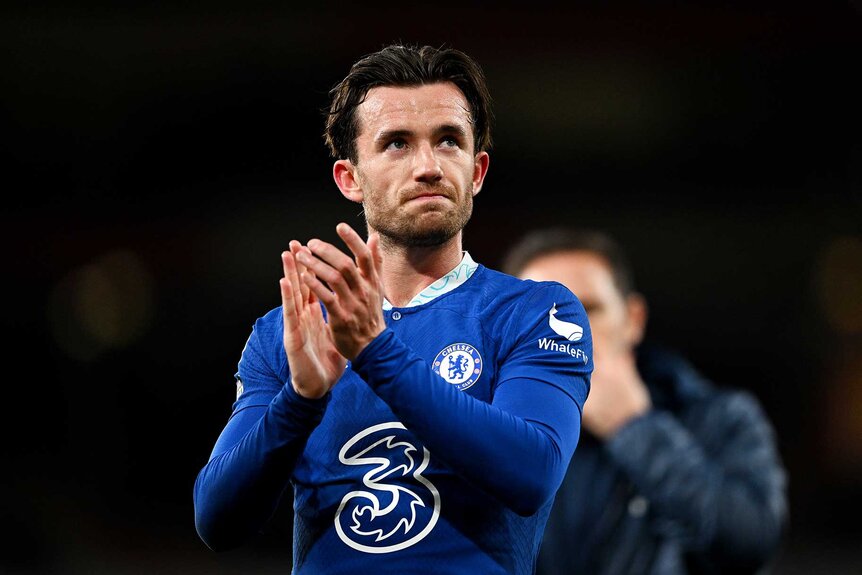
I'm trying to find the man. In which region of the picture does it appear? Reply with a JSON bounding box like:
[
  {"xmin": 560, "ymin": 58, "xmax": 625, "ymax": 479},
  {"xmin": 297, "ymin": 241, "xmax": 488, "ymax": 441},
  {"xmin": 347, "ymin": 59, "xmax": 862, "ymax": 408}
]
[
  {"xmin": 504, "ymin": 228, "xmax": 788, "ymax": 575},
  {"xmin": 193, "ymin": 45, "xmax": 592, "ymax": 574}
]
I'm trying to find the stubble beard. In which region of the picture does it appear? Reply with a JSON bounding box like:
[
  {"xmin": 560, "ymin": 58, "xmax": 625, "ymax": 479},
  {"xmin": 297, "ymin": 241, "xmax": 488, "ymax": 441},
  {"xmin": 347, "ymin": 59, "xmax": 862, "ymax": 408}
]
[{"xmin": 365, "ymin": 187, "xmax": 473, "ymax": 248}]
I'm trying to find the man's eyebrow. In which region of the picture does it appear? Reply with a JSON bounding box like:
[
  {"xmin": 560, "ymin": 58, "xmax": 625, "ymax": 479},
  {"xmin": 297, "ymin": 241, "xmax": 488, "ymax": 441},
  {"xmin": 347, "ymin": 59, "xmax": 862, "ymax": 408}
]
[
  {"xmin": 373, "ymin": 124, "xmax": 469, "ymax": 144},
  {"xmin": 433, "ymin": 124, "xmax": 468, "ymax": 139},
  {"xmin": 374, "ymin": 129, "xmax": 412, "ymax": 143}
]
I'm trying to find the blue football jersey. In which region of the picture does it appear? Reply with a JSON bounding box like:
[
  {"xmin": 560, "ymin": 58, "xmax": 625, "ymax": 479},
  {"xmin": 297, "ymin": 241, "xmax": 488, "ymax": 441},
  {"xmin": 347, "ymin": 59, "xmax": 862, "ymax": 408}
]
[{"xmin": 196, "ymin": 255, "xmax": 592, "ymax": 574}]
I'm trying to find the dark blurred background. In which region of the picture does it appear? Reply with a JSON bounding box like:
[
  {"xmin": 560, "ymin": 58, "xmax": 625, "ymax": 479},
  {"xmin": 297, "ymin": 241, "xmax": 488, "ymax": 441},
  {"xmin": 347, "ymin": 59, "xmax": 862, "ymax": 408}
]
[{"xmin": 2, "ymin": 1, "xmax": 860, "ymax": 573}]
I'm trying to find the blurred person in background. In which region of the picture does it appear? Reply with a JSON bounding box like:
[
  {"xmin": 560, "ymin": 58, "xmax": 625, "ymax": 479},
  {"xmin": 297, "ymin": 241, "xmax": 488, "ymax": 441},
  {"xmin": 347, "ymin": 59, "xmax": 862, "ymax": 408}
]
[{"xmin": 504, "ymin": 228, "xmax": 788, "ymax": 575}]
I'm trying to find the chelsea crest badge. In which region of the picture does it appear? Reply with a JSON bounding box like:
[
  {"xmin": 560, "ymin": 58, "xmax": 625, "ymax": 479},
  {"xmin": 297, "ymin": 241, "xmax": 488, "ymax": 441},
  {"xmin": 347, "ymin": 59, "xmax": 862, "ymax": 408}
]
[{"xmin": 432, "ymin": 343, "xmax": 483, "ymax": 391}]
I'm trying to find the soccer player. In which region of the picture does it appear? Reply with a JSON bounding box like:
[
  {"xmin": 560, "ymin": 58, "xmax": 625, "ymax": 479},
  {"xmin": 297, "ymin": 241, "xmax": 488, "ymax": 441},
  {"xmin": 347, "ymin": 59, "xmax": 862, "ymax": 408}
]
[
  {"xmin": 193, "ymin": 45, "xmax": 593, "ymax": 574},
  {"xmin": 504, "ymin": 228, "xmax": 788, "ymax": 575}
]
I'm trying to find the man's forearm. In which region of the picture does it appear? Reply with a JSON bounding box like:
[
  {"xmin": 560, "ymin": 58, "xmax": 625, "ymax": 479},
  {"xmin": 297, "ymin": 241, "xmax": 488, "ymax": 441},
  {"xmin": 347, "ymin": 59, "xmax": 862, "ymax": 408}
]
[
  {"xmin": 194, "ymin": 384, "xmax": 329, "ymax": 550},
  {"xmin": 352, "ymin": 328, "xmax": 584, "ymax": 516}
]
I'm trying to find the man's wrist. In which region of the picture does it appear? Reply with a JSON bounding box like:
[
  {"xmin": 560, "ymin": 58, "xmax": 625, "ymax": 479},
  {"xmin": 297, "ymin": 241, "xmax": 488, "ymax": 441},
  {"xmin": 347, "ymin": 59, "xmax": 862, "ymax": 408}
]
[
  {"xmin": 590, "ymin": 389, "xmax": 652, "ymax": 439},
  {"xmin": 350, "ymin": 327, "xmax": 394, "ymax": 372},
  {"xmin": 291, "ymin": 378, "xmax": 330, "ymax": 400},
  {"xmin": 284, "ymin": 377, "xmax": 332, "ymax": 406},
  {"xmin": 603, "ymin": 403, "xmax": 651, "ymax": 438}
]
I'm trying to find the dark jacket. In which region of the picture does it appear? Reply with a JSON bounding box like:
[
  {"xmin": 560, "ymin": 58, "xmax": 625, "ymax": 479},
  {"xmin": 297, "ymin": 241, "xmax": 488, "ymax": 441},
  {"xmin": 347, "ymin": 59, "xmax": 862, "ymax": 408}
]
[{"xmin": 537, "ymin": 344, "xmax": 788, "ymax": 575}]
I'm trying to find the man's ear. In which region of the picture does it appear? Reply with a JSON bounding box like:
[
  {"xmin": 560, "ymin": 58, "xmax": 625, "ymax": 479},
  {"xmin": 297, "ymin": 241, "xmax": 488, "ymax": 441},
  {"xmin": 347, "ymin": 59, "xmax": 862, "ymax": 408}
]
[
  {"xmin": 624, "ymin": 292, "xmax": 648, "ymax": 346},
  {"xmin": 333, "ymin": 159, "xmax": 363, "ymax": 203},
  {"xmin": 471, "ymin": 151, "xmax": 490, "ymax": 196}
]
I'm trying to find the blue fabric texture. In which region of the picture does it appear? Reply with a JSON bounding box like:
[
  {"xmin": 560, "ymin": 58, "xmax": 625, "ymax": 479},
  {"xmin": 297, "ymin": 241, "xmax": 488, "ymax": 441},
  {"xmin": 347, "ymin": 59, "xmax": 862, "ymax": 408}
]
[{"xmin": 194, "ymin": 266, "xmax": 592, "ymax": 574}]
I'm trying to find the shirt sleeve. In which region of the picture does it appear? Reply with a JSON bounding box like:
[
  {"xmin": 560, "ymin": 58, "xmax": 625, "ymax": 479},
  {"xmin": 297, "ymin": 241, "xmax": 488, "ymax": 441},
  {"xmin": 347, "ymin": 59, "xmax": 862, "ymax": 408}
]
[
  {"xmin": 351, "ymin": 282, "xmax": 592, "ymax": 516},
  {"xmin": 193, "ymin": 312, "xmax": 330, "ymax": 551}
]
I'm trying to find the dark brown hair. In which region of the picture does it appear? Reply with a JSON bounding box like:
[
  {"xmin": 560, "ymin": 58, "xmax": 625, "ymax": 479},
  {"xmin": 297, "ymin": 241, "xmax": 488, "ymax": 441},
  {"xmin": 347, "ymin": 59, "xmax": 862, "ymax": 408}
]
[
  {"xmin": 324, "ymin": 44, "xmax": 493, "ymax": 163},
  {"xmin": 503, "ymin": 228, "xmax": 636, "ymax": 297}
]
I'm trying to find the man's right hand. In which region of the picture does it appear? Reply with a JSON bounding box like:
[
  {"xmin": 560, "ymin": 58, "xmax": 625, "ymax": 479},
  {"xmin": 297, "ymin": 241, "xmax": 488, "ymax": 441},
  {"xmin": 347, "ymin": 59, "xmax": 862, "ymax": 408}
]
[
  {"xmin": 582, "ymin": 345, "xmax": 651, "ymax": 439},
  {"xmin": 280, "ymin": 241, "xmax": 347, "ymax": 399}
]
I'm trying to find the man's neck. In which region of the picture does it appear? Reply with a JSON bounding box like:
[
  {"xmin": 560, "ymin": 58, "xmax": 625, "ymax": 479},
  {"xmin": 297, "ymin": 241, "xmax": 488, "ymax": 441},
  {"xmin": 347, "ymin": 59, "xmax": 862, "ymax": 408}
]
[{"xmin": 377, "ymin": 232, "xmax": 465, "ymax": 308}]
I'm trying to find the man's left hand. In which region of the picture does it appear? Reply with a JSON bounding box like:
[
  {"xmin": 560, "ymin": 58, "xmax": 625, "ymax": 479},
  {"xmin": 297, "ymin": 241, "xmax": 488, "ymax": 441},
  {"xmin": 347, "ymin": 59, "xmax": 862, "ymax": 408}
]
[{"xmin": 295, "ymin": 223, "xmax": 386, "ymax": 360}]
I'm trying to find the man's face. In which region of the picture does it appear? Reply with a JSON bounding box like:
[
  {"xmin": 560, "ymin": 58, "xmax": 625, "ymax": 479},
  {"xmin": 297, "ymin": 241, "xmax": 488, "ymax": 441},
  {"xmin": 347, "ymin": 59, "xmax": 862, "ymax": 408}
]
[
  {"xmin": 343, "ymin": 82, "xmax": 488, "ymax": 247},
  {"xmin": 518, "ymin": 251, "xmax": 638, "ymax": 358}
]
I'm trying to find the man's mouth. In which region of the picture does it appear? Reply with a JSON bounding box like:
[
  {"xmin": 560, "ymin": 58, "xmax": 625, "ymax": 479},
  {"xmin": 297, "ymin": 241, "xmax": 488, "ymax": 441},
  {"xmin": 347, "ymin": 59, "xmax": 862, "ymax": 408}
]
[{"xmin": 404, "ymin": 187, "xmax": 454, "ymax": 203}]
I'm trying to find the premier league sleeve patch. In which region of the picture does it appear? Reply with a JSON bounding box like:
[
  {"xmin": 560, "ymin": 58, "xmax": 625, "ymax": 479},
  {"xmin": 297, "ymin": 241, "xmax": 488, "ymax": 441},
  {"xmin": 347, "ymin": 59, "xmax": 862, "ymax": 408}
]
[{"xmin": 432, "ymin": 343, "xmax": 483, "ymax": 391}]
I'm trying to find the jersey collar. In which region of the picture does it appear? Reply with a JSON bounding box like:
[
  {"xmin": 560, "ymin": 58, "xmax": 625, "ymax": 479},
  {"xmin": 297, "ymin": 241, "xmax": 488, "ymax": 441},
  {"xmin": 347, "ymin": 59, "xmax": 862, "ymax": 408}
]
[{"xmin": 382, "ymin": 252, "xmax": 478, "ymax": 310}]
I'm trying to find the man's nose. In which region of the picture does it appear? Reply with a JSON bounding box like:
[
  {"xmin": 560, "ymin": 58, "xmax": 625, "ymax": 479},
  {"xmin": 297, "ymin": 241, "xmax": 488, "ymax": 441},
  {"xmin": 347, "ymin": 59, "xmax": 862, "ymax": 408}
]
[{"xmin": 412, "ymin": 143, "xmax": 444, "ymax": 183}]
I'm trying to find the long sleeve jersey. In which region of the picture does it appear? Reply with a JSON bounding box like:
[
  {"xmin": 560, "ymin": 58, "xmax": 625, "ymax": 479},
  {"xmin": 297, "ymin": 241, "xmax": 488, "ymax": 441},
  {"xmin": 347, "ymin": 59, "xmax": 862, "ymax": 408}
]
[{"xmin": 194, "ymin": 257, "xmax": 592, "ymax": 574}]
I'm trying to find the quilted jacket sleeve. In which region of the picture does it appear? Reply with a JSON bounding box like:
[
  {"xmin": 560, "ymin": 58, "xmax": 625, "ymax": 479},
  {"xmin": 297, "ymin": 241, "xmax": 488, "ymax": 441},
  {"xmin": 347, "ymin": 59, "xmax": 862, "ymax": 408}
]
[{"xmin": 605, "ymin": 390, "xmax": 788, "ymax": 572}]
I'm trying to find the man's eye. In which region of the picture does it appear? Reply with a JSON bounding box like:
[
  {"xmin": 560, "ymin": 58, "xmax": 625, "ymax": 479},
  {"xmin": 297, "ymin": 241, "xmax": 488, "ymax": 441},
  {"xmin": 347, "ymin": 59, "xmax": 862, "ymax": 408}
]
[
  {"xmin": 441, "ymin": 137, "xmax": 459, "ymax": 148},
  {"xmin": 387, "ymin": 140, "xmax": 406, "ymax": 150}
]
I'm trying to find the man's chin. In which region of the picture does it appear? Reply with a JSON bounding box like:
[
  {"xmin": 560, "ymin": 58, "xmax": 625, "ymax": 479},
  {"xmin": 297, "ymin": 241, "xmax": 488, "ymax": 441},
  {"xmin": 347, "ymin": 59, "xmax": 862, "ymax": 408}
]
[
  {"xmin": 371, "ymin": 205, "xmax": 471, "ymax": 248},
  {"xmin": 384, "ymin": 228, "xmax": 457, "ymax": 248}
]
